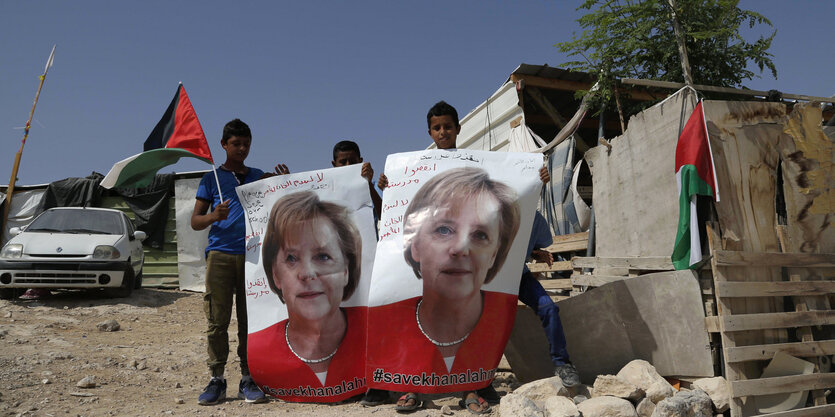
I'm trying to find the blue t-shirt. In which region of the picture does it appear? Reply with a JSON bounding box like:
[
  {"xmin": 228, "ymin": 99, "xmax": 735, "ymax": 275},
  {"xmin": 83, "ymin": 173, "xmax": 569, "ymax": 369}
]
[
  {"xmin": 196, "ymin": 166, "xmax": 264, "ymax": 255},
  {"xmin": 524, "ymin": 211, "xmax": 553, "ymax": 273}
]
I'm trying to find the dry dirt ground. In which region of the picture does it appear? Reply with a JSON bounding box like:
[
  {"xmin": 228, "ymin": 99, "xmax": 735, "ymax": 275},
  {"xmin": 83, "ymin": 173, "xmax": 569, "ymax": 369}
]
[{"xmin": 0, "ymin": 288, "xmax": 517, "ymax": 417}]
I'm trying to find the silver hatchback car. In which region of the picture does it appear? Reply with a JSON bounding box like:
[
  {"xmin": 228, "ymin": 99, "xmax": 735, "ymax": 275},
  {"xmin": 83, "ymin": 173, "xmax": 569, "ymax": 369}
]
[{"xmin": 0, "ymin": 207, "xmax": 146, "ymax": 298}]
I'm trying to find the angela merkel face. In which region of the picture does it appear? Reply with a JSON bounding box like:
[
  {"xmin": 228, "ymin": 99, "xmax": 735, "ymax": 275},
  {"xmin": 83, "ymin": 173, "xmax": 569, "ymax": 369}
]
[
  {"xmin": 410, "ymin": 192, "xmax": 501, "ymax": 301},
  {"xmin": 271, "ymin": 219, "xmax": 349, "ymax": 322}
]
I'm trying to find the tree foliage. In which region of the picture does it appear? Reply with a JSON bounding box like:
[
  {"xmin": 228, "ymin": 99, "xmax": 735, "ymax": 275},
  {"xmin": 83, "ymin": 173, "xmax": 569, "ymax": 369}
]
[{"xmin": 556, "ymin": 0, "xmax": 777, "ymax": 108}]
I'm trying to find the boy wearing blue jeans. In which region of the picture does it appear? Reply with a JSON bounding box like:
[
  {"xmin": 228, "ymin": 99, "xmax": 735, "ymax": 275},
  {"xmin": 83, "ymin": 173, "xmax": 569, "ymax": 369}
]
[{"xmin": 191, "ymin": 119, "xmax": 287, "ymax": 405}]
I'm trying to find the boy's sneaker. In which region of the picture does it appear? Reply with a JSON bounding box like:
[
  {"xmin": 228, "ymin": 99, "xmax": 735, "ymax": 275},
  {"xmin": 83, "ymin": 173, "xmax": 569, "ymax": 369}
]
[
  {"xmin": 198, "ymin": 377, "xmax": 227, "ymax": 405},
  {"xmin": 238, "ymin": 375, "xmax": 267, "ymax": 404},
  {"xmin": 555, "ymin": 363, "xmax": 581, "ymax": 388}
]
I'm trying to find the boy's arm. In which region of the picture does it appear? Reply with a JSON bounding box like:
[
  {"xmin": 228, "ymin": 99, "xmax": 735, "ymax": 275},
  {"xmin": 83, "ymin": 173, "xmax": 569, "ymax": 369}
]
[
  {"xmin": 191, "ymin": 199, "xmax": 229, "ymax": 231},
  {"xmin": 362, "ymin": 163, "xmax": 383, "ymax": 219},
  {"xmin": 377, "ymin": 173, "xmax": 388, "ymax": 190}
]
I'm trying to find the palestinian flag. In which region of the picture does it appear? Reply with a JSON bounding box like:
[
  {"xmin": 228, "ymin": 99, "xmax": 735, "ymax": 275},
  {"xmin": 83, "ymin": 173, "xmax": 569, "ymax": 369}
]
[
  {"xmin": 101, "ymin": 84, "xmax": 213, "ymax": 188},
  {"xmin": 672, "ymin": 101, "xmax": 720, "ymax": 270}
]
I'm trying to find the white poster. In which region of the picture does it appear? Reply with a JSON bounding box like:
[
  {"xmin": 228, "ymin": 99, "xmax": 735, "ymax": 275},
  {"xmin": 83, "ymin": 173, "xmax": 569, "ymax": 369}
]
[
  {"xmin": 366, "ymin": 149, "xmax": 542, "ymax": 393},
  {"xmin": 237, "ymin": 164, "xmax": 376, "ymax": 402}
]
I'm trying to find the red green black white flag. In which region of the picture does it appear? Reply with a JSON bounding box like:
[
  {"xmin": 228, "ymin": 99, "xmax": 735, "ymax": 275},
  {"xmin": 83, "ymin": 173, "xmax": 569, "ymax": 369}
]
[
  {"xmin": 672, "ymin": 101, "xmax": 720, "ymax": 270},
  {"xmin": 101, "ymin": 84, "xmax": 213, "ymax": 188}
]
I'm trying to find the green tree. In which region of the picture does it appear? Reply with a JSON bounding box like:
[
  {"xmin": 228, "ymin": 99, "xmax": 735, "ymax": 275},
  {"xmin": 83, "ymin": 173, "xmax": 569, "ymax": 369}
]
[{"xmin": 557, "ymin": 0, "xmax": 777, "ymax": 109}]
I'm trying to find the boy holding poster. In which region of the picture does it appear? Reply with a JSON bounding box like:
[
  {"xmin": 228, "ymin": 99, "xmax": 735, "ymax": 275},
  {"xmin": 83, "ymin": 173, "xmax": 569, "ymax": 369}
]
[
  {"xmin": 238, "ymin": 162, "xmax": 377, "ymax": 403},
  {"xmin": 371, "ymin": 102, "xmax": 578, "ymax": 414},
  {"xmin": 331, "ymin": 140, "xmax": 382, "ymax": 220},
  {"xmin": 191, "ymin": 119, "xmax": 286, "ymax": 405}
]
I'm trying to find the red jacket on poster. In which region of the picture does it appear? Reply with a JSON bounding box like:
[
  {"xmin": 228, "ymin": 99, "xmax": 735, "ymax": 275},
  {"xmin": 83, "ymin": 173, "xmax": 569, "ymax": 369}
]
[
  {"xmin": 366, "ymin": 291, "xmax": 517, "ymax": 393},
  {"xmin": 248, "ymin": 307, "xmax": 368, "ymax": 402}
]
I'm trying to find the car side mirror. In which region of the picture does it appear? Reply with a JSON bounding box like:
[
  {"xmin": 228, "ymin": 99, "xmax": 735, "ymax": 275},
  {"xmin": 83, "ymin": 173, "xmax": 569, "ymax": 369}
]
[
  {"xmin": 133, "ymin": 231, "xmax": 147, "ymax": 241},
  {"xmin": 9, "ymin": 227, "xmax": 21, "ymax": 236}
]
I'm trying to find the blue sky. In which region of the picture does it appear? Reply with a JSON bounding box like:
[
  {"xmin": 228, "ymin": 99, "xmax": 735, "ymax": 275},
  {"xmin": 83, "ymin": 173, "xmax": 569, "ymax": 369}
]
[{"xmin": 1, "ymin": 1, "xmax": 832, "ymax": 186}]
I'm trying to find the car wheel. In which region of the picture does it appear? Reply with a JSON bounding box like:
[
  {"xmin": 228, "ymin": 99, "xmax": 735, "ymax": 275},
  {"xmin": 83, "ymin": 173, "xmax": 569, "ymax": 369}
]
[
  {"xmin": 0, "ymin": 288, "xmax": 24, "ymax": 300},
  {"xmin": 105, "ymin": 266, "xmax": 134, "ymax": 298},
  {"xmin": 133, "ymin": 268, "xmax": 143, "ymax": 290}
]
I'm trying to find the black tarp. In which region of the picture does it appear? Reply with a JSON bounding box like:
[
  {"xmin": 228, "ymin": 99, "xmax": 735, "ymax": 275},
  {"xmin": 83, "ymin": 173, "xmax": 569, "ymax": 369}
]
[{"xmin": 113, "ymin": 174, "xmax": 174, "ymax": 249}]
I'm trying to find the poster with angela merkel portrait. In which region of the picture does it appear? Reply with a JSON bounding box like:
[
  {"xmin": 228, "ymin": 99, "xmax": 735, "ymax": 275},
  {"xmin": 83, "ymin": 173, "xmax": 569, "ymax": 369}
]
[
  {"xmin": 236, "ymin": 164, "xmax": 376, "ymax": 402},
  {"xmin": 367, "ymin": 149, "xmax": 542, "ymax": 393}
]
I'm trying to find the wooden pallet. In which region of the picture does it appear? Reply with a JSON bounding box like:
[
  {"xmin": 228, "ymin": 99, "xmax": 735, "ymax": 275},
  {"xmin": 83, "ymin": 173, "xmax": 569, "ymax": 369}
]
[
  {"xmin": 706, "ymin": 224, "xmax": 835, "ymax": 417},
  {"xmin": 526, "ymin": 231, "xmax": 588, "ymax": 300}
]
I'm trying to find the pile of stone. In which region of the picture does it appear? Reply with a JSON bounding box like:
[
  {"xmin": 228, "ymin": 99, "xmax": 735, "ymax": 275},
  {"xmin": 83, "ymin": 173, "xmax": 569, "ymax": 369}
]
[{"xmin": 499, "ymin": 359, "xmax": 730, "ymax": 417}]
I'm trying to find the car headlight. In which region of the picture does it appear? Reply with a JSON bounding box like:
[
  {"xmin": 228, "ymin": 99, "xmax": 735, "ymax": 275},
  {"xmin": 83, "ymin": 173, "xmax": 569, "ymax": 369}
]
[
  {"xmin": 0, "ymin": 244, "xmax": 23, "ymax": 259},
  {"xmin": 93, "ymin": 245, "xmax": 121, "ymax": 259}
]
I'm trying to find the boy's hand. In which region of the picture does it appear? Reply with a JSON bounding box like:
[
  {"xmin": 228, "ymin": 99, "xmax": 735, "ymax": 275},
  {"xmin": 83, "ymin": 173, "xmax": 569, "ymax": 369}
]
[
  {"xmin": 539, "ymin": 166, "xmax": 551, "ymax": 184},
  {"xmin": 212, "ymin": 200, "xmax": 230, "ymax": 222},
  {"xmin": 377, "ymin": 173, "xmax": 389, "ymax": 189},
  {"xmin": 531, "ymin": 248, "xmax": 553, "ymax": 266},
  {"xmin": 361, "ymin": 162, "xmax": 374, "ymax": 182},
  {"xmin": 274, "ymin": 164, "xmax": 290, "ymax": 175}
]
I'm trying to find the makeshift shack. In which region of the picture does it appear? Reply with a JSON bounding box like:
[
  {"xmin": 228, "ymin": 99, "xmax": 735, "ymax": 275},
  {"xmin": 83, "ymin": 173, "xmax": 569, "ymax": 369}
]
[{"xmin": 455, "ymin": 63, "xmax": 835, "ymax": 417}]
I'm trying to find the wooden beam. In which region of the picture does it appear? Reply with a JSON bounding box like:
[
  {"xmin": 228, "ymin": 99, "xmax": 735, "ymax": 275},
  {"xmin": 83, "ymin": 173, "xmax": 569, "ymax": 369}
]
[
  {"xmin": 713, "ymin": 250, "xmax": 835, "ymax": 268},
  {"xmin": 716, "ymin": 281, "xmax": 835, "ymax": 298},
  {"xmin": 512, "ymin": 73, "xmax": 660, "ymax": 102},
  {"xmin": 704, "ymin": 316, "xmax": 721, "ymax": 333},
  {"xmin": 621, "ymin": 78, "xmax": 835, "ymax": 103},
  {"xmin": 527, "ymin": 260, "xmax": 573, "ymax": 273},
  {"xmin": 750, "ymin": 404, "xmax": 835, "ymax": 417},
  {"xmin": 720, "ymin": 310, "xmax": 835, "ymax": 332},
  {"xmin": 526, "ymin": 87, "xmax": 591, "ymax": 152},
  {"xmin": 725, "ymin": 339, "xmax": 835, "ymax": 363},
  {"xmin": 539, "ymin": 279, "xmax": 573, "ymax": 291},
  {"xmin": 571, "ymin": 256, "xmax": 674, "ymax": 270},
  {"xmin": 732, "ymin": 372, "xmax": 835, "ymax": 398}
]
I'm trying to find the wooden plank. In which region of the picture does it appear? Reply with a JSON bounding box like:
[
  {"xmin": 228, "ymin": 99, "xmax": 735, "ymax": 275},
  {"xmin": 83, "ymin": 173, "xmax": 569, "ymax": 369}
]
[
  {"xmin": 714, "ymin": 250, "xmax": 835, "ymax": 268},
  {"xmin": 716, "ymin": 281, "xmax": 835, "ymax": 298},
  {"xmin": 511, "ymin": 73, "xmax": 660, "ymax": 101},
  {"xmin": 527, "ymin": 260, "xmax": 572, "ymax": 273},
  {"xmin": 725, "ymin": 340, "xmax": 835, "ymax": 363},
  {"xmin": 543, "ymin": 240, "xmax": 588, "ymax": 253},
  {"xmin": 571, "ymin": 256, "xmax": 673, "ymax": 270},
  {"xmin": 732, "ymin": 372, "xmax": 835, "ymax": 397},
  {"xmin": 751, "ymin": 403, "xmax": 835, "ymax": 417},
  {"xmin": 539, "ymin": 279, "xmax": 573, "ymax": 291},
  {"xmin": 571, "ymin": 274, "xmax": 632, "ymax": 287},
  {"xmin": 704, "ymin": 316, "xmax": 721, "ymax": 333},
  {"xmin": 721, "ymin": 310, "xmax": 835, "ymax": 332},
  {"xmin": 620, "ymin": 78, "xmax": 835, "ymax": 103}
]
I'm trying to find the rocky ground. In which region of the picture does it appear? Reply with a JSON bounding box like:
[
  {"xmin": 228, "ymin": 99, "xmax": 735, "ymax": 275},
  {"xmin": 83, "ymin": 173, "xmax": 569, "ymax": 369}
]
[{"xmin": 0, "ymin": 288, "xmax": 521, "ymax": 417}]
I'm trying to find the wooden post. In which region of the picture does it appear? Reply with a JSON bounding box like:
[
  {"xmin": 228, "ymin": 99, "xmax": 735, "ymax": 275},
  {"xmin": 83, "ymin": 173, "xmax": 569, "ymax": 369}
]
[
  {"xmin": 1, "ymin": 46, "xmax": 55, "ymax": 233},
  {"xmin": 666, "ymin": 0, "xmax": 694, "ymax": 87}
]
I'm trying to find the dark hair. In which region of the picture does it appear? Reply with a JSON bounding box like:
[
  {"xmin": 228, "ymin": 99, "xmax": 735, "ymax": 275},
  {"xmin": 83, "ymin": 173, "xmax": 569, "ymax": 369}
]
[
  {"xmin": 221, "ymin": 119, "xmax": 252, "ymax": 143},
  {"xmin": 332, "ymin": 140, "xmax": 361, "ymax": 161},
  {"xmin": 402, "ymin": 167, "xmax": 520, "ymax": 285},
  {"xmin": 262, "ymin": 191, "xmax": 362, "ymax": 303},
  {"xmin": 426, "ymin": 101, "xmax": 460, "ymax": 129}
]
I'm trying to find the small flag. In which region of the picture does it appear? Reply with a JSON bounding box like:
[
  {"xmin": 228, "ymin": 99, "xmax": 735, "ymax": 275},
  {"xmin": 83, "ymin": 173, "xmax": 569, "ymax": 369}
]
[
  {"xmin": 102, "ymin": 85, "xmax": 213, "ymax": 188},
  {"xmin": 672, "ymin": 101, "xmax": 720, "ymax": 270}
]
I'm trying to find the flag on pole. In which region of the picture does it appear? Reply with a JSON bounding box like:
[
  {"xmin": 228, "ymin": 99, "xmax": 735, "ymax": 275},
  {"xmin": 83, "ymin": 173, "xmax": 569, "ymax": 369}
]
[
  {"xmin": 672, "ymin": 101, "xmax": 720, "ymax": 270},
  {"xmin": 101, "ymin": 84, "xmax": 213, "ymax": 189}
]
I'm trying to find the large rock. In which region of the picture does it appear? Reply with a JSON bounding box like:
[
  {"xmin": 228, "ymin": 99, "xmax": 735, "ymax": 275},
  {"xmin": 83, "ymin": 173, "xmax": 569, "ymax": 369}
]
[
  {"xmin": 96, "ymin": 320, "xmax": 120, "ymax": 332},
  {"xmin": 513, "ymin": 376, "xmax": 569, "ymax": 407},
  {"xmin": 76, "ymin": 376, "xmax": 96, "ymax": 388},
  {"xmin": 651, "ymin": 389, "xmax": 712, "ymax": 417},
  {"xmin": 646, "ymin": 380, "xmax": 676, "ymax": 403},
  {"xmin": 499, "ymin": 392, "xmax": 544, "ymax": 417},
  {"xmin": 544, "ymin": 396, "xmax": 580, "ymax": 417},
  {"xmin": 636, "ymin": 397, "xmax": 656, "ymax": 417},
  {"xmin": 617, "ymin": 360, "xmax": 675, "ymax": 403},
  {"xmin": 692, "ymin": 377, "xmax": 729, "ymax": 412},
  {"xmin": 577, "ymin": 396, "xmax": 638, "ymax": 417},
  {"xmin": 592, "ymin": 375, "xmax": 645, "ymax": 402}
]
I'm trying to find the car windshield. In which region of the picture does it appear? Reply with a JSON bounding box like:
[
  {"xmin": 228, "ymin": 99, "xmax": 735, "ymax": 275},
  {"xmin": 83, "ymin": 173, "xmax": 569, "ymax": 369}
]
[{"xmin": 27, "ymin": 210, "xmax": 125, "ymax": 235}]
